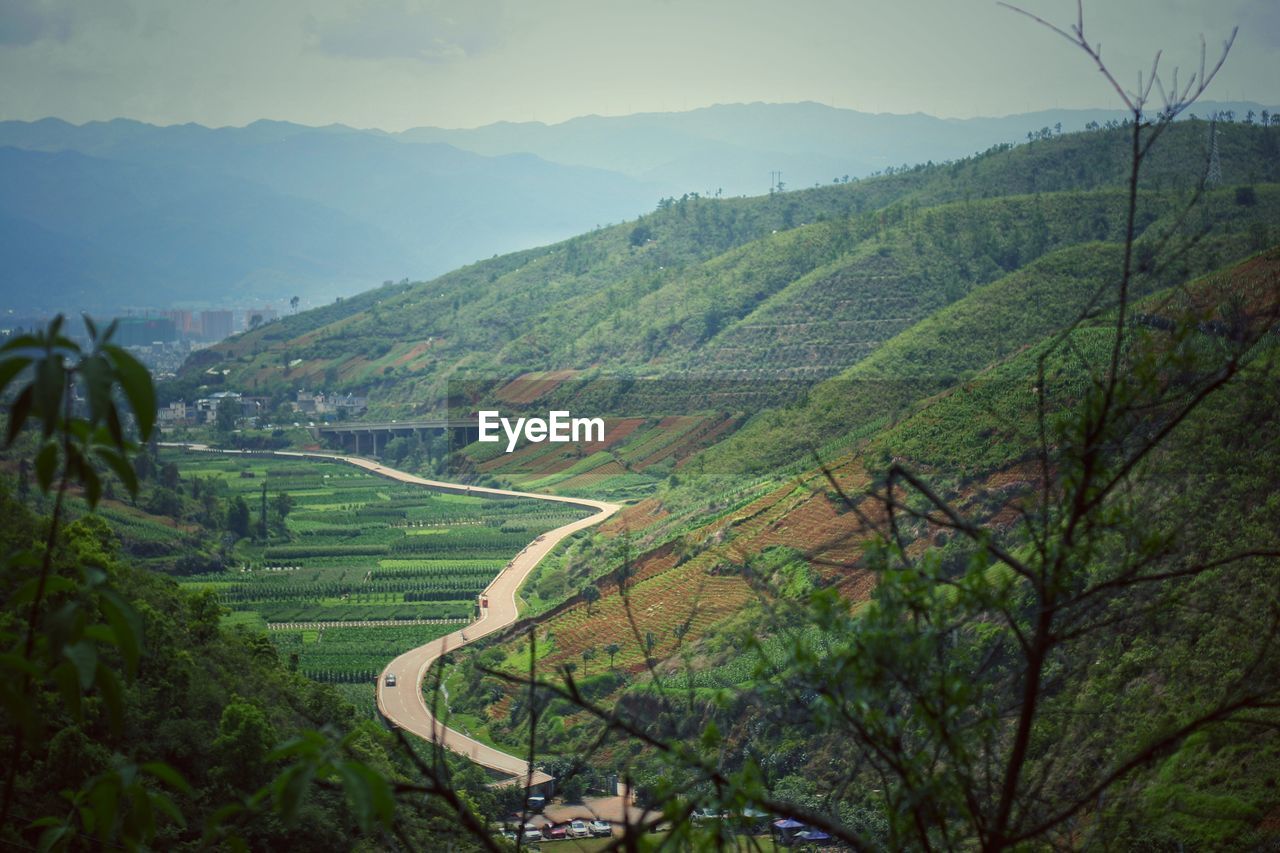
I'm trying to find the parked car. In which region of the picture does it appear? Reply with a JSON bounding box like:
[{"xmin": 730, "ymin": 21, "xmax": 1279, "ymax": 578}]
[
  {"xmin": 384, "ymin": 673, "xmax": 397, "ymax": 687},
  {"xmin": 589, "ymin": 820, "xmax": 611, "ymax": 837},
  {"xmin": 569, "ymin": 820, "xmax": 590, "ymax": 838},
  {"xmin": 545, "ymin": 824, "xmax": 568, "ymax": 840},
  {"xmin": 521, "ymin": 828, "xmax": 543, "ymax": 843}
]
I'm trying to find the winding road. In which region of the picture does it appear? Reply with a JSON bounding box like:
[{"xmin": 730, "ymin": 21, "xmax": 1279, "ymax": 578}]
[{"xmin": 165, "ymin": 444, "xmax": 619, "ymax": 787}]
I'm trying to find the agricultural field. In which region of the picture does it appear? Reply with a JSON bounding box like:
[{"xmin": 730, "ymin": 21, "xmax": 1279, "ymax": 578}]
[
  {"xmin": 163, "ymin": 450, "xmax": 592, "ymax": 693},
  {"xmin": 468, "ymin": 412, "xmax": 744, "ymax": 499}
]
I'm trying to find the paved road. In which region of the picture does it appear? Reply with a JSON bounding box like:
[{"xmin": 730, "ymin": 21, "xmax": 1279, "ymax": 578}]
[{"xmin": 164, "ymin": 443, "xmax": 619, "ymax": 786}]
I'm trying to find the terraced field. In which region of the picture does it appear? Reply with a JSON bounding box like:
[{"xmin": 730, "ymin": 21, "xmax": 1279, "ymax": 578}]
[
  {"xmin": 166, "ymin": 450, "xmax": 592, "ymax": 703},
  {"xmin": 467, "ymin": 412, "xmax": 743, "ymax": 498}
]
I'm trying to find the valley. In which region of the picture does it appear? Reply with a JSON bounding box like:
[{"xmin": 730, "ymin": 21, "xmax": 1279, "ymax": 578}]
[{"xmin": 4, "ymin": 104, "xmax": 1279, "ymax": 850}]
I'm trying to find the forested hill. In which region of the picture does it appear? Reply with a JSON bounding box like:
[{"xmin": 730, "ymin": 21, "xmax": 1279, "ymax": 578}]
[{"xmin": 176, "ymin": 120, "xmax": 1279, "ymax": 429}]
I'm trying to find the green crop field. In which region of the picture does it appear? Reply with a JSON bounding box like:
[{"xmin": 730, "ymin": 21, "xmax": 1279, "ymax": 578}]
[{"xmin": 164, "ymin": 450, "xmax": 591, "ymax": 691}]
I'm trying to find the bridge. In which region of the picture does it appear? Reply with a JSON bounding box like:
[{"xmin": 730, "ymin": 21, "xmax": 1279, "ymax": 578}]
[{"xmin": 311, "ymin": 418, "xmax": 480, "ymax": 455}]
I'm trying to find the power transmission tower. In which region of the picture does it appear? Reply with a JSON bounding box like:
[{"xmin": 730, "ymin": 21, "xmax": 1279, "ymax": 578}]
[{"xmin": 1206, "ymin": 118, "xmax": 1223, "ymax": 186}]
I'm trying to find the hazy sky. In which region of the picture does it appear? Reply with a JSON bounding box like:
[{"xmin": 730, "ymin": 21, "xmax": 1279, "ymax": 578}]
[{"xmin": 2, "ymin": 0, "xmax": 1277, "ymax": 130}]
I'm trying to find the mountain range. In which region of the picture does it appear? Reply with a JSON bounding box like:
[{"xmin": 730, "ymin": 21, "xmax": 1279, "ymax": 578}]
[{"xmin": 1, "ymin": 99, "xmax": 1273, "ymax": 316}]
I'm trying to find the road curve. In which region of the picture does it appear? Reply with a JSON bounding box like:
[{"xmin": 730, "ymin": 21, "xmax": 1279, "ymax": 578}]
[{"xmin": 163, "ymin": 443, "xmax": 619, "ymax": 785}]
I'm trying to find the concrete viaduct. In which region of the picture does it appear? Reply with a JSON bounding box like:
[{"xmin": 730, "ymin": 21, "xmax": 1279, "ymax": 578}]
[{"xmin": 311, "ymin": 418, "xmax": 480, "ymax": 456}]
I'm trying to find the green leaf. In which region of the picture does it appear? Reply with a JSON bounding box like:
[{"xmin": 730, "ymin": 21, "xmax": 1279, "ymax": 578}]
[
  {"xmin": 267, "ymin": 730, "xmax": 327, "ymax": 761},
  {"xmin": 84, "ymin": 624, "xmax": 115, "ymax": 645},
  {"xmin": 9, "ymin": 575, "xmax": 76, "ymax": 607},
  {"xmin": 34, "ymin": 356, "xmax": 66, "ymax": 437},
  {"xmin": 81, "ymin": 461, "xmax": 102, "ymax": 508},
  {"xmin": 149, "ymin": 791, "xmax": 187, "ymax": 828},
  {"xmin": 0, "ymin": 651, "xmax": 43, "ymax": 679},
  {"xmin": 80, "ymin": 354, "xmax": 113, "ymax": 427},
  {"xmin": 0, "ymin": 332, "xmax": 41, "ymax": 354},
  {"xmin": 64, "ymin": 640, "xmax": 98, "ymax": 690},
  {"xmin": 272, "ymin": 763, "xmax": 315, "ymax": 823},
  {"xmin": 95, "ymin": 446, "xmax": 139, "ymax": 497},
  {"xmin": 6, "ymin": 384, "xmax": 33, "ymax": 447},
  {"xmin": 99, "ymin": 589, "xmax": 142, "ymax": 677},
  {"xmin": 35, "ymin": 440, "xmax": 58, "ymax": 492},
  {"xmin": 51, "ymin": 662, "xmax": 83, "ymax": 721},
  {"xmin": 103, "ymin": 344, "xmax": 156, "ymax": 441},
  {"xmin": 335, "ymin": 762, "xmax": 374, "ymax": 831},
  {"xmin": 340, "ymin": 760, "xmax": 395, "ymax": 829},
  {"xmin": 142, "ymin": 762, "xmax": 193, "ymax": 795},
  {"xmin": 0, "ymin": 354, "xmax": 30, "ymax": 398},
  {"xmin": 205, "ymin": 801, "xmax": 245, "ymax": 838},
  {"xmin": 0, "ymin": 681, "xmax": 40, "ymax": 740},
  {"xmin": 128, "ymin": 776, "xmax": 157, "ymax": 842},
  {"xmin": 105, "ymin": 401, "xmax": 125, "ymax": 449},
  {"xmin": 88, "ymin": 777, "xmax": 120, "ymax": 843},
  {"xmin": 35, "ymin": 824, "xmax": 73, "ymax": 853},
  {"xmin": 80, "ymin": 566, "xmax": 107, "ymax": 588},
  {"xmin": 95, "ymin": 661, "xmax": 125, "ymax": 735}
]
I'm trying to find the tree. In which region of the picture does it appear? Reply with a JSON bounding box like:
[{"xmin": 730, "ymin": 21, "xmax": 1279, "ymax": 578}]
[
  {"xmin": 0, "ymin": 316, "xmax": 186, "ymax": 847},
  {"xmin": 215, "ymin": 398, "xmax": 238, "ymax": 433},
  {"xmin": 290, "ymin": 295, "xmax": 300, "ymax": 314},
  {"xmin": 134, "ymin": 449, "xmax": 154, "ymax": 481},
  {"xmin": 226, "ymin": 496, "xmax": 251, "ymax": 539},
  {"xmin": 271, "ymin": 491, "xmax": 294, "ymax": 537},
  {"xmin": 160, "ymin": 461, "xmax": 180, "ymax": 491},
  {"xmin": 582, "ymin": 583, "xmax": 600, "ymax": 614},
  {"xmin": 0, "ymin": 319, "xmax": 482, "ymax": 850},
  {"xmin": 581, "ymin": 646, "xmax": 596, "ymax": 678},
  {"xmin": 758, "ymin": 9, "xmax": 1269, "ymax": 850},
  {"xmin": 213, "ymin": 700, "xmax": 277, "ymax": 792},
  {"xmin": 629, "ymin": 223, "xmax": 653, "ymax": 247},
  {"xmin": 258, "ymin": 482, "xmax": 268, "ymax": 540},
  {"xmin": 604, "ymin": 642, "xmax": 621, "ymax": 669}
]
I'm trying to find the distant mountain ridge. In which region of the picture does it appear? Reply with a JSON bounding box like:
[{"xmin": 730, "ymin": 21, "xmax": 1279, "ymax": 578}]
[
  {"xmin": 394, "ymin": 100, "xmax": 1279, "ymax": 194},
  {"xmin": 2, "ymin": 100, "xmax": 1274, "ymax": 315},
  {"xmin": 0, "ymin": 119, "xmax": 656, "ymax": 314}
]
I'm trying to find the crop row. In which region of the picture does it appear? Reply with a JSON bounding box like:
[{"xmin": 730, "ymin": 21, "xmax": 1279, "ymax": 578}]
[
  {"xmin": 370, "ymin": 563, "xmax": 501, "ymax": 581},
  {"xmin": 220, "ymin": 579, "xmax": 485, "ymax": 601},
  {"xmin": 300, "ymin": 669, "xmax": 381, "ymax": 684},
  {"xmin": 265, "ymin": 544, "xmax": 391, "ymax": 559},
  {"xmin": 390, "ymin": 530, "xmax": 534, "ymax": 554},
  {"xmin": 250, "ymin": 601, "xmax": 471, "ymax": 622}
]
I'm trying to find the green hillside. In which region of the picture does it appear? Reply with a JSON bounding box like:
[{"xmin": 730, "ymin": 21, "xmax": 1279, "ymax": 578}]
[
  {"xmin": 439, "ymin": 245, "xmax": 1280, "ymax": 848},
  {"xmin": 177, "ymin": 121, "xmax": 1278, "ymax": 413}
]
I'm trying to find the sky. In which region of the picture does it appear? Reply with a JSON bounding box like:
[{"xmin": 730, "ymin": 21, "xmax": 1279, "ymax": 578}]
[{"xmin": 2, "ymin": 0, "xmax": 1277, "ymax": 131}]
